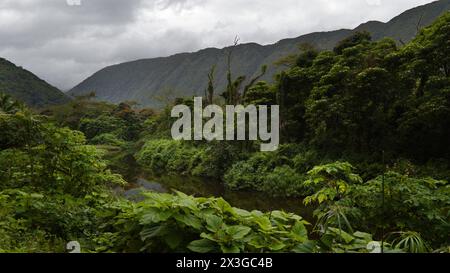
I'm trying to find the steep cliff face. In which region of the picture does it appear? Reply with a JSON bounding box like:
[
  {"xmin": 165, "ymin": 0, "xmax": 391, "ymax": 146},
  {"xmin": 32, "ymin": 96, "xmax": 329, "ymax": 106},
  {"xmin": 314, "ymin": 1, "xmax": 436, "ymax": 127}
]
[{"xmin": 69, "ymin": 0, "xmax": 450, "ymax": 108}]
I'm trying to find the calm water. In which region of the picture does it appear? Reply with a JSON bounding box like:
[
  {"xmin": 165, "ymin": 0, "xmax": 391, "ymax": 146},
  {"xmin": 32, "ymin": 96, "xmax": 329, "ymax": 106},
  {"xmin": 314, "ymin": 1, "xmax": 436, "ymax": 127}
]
[{"xmin": 123, "ymin": 174, "xmax": 315, "ymax": 223}]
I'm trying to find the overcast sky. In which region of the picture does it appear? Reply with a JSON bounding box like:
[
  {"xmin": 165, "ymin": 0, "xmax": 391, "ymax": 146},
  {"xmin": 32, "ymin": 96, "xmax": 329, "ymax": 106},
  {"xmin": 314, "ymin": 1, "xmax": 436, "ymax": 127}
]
[{"xmin": 0, "ymin": 0, "xmax": 437, "ymax": 90}]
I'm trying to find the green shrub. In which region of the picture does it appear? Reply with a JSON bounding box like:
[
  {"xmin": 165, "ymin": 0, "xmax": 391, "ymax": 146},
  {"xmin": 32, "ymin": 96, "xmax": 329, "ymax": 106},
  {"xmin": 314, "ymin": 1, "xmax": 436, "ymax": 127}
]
[
  {"xmin": 0, "ymin": 110, "xmax": 129, "ymax": 253},
  {"xmin": 0, "ymin": 114, "xmax": 125, "ymax": 196},
  {"xmin": 345, "ymin": 172, "xmax": 450, "ymax": 247},
  {"xmin": 0, "ymin": 189, "xmax": 114, "ymax": 253},
  {"xmin": 224, "ymin": 152, "xmax": 275, "ymax": 191},
  {"xmin": 95, "ymin": 191, "xmax": 311, "ymax": 253},
  {"xmin": 79, "ymin": 114, "xmax": 125, "ymax": 140},
  {"xmin": 260, "ymin": 166, "xmax": 307, "ymax": 197},
  {"xmin": 191, "ymin": 142, "xmax": 244, "ymax": 178},
  {"xmin": 94, "ymin": 191, "xmax": 417, "ymax": 253},
  {"xmin": 136, "ymin": 139, "xmax": 202, "ymax": 175},
  {"xmin": 224, "ymin": 152, "xmax": 310, "ymax": 197},
  {"xmin": 136, "ymin": 140, "xmax": 243, "ymax": 178},
  {"xmin": 292, "ymin": 149, "xmax": 322, "ymax": 173},
  {"xmin": 90, "ymin": 133, "xmax": 126, "ymax": 147},
  {"xmin": 304, "ymin": 161, "xmax": 363, "ymax": 205}
]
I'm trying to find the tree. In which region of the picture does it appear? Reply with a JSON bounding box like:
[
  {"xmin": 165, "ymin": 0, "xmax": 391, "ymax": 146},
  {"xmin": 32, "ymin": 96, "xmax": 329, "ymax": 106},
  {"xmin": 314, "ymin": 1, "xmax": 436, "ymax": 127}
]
[
  {"xmin": 243, "ymin": 81, "xmax": 276, "ymax": 106},
  {"xmin": 205, "ymin": 65, "xmax": 216, "ymax": 105},
  {"xmin": 334, "ymin": 31, "xmax": 372, "ymax": 54},
  {"xmin": 396, "ymin": 12, "xmax": 450, "ymax": 159},
  {"xmin": 221, "ymin": 36, "xmax": 268, "ymax": 105},
  {"xmin": 0, "ymin": 111, "xmax": 124, "ymax": 196},
  {"xmin": 243, "ymin": 65, "xmax": 268, "ymax": 99},
  {"xmin": 0, "ymin": 93, "xmax": 23, "ymax": 114}
]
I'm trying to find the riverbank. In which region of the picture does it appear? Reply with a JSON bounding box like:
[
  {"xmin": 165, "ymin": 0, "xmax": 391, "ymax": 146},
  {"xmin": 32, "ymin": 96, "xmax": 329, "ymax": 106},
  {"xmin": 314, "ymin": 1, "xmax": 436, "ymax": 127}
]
[{"xmin": 122, "ymin": 174, "xmax": 315, "ymax": 223}]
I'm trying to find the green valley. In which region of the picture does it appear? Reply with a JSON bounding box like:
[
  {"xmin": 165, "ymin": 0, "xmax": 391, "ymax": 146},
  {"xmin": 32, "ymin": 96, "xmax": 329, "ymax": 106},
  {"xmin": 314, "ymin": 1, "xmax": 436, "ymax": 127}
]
[{"xmin": 0, "ymin": 4, "xmax": 449, "ymax": 255}]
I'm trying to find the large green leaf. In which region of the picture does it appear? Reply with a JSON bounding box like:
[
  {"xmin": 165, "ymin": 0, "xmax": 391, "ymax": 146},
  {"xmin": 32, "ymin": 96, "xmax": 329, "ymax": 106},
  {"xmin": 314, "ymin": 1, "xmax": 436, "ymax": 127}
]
[
  {"xmin": 226, "ymin": 225, "xmax": 251, "ymax": 240},
  {"xmin": 174, "ymin": 213, "xmax": 202, "ymax": 230},
  {"xmin": 328, "ymin": 227, "xmax": 354, "ymax": 244},
  {"xmin": 293, "ymin": 240, "xmax": 317, "ymax": 253},
  {"xmin": 205, "ymin": 214, "xmax": 223, "ymax": 233},
  {"xmin": 140, "ymin": 209, "xmax": 173, "ymax": 224},
  {"xmin": 164, "ymin": 229, "xmax": 184, "ymax": 250},
  {"xmin": 220, "ymin": 244, "xmax": 241, "ymax": 253},
  {"xmin": 291, "ymin": 221, "xmax": 308, "ymax": 242},
  {"xmin": 187, "ymin": 239, "xmax": 216, "ymax": 253}
]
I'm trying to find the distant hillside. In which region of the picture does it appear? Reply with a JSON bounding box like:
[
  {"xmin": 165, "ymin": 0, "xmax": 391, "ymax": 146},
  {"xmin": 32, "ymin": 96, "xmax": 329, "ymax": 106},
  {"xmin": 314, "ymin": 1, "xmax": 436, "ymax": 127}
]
[
  {"xmin": 0, "ymin": 58, "xmax": 70, "ymax": 108},
  {"xmin": 69, "ymin": 0, "xmax": 450, "ymax": 108}
]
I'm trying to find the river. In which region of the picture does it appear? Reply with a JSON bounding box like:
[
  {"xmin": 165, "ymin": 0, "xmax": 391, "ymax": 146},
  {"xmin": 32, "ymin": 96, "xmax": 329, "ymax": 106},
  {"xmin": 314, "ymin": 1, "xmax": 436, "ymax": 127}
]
[{"xmin": 122, "ymin": 174, "xmax": 315, "ymax": 223}]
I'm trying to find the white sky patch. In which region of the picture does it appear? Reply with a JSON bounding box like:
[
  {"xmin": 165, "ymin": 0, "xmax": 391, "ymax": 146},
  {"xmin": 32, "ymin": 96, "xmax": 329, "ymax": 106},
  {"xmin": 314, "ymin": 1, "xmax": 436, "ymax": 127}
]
[{"xmin": 0, "ymin": 0, "xmax": 437, "ymax": 90}]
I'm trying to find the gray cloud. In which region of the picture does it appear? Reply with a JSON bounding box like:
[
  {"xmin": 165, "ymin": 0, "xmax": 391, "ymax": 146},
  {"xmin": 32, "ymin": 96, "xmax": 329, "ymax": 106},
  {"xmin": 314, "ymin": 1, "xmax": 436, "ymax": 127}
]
[{"xmin": 0, "ymin": 0, "xmax": 437, "ymax": 90}]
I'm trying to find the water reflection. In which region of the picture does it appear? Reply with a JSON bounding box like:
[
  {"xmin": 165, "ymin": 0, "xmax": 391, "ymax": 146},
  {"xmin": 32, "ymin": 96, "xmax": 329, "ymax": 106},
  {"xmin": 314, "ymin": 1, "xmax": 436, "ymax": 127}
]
[{"xmin": 124, "ymin": 174, "xmax": 315, "ymax": 223}]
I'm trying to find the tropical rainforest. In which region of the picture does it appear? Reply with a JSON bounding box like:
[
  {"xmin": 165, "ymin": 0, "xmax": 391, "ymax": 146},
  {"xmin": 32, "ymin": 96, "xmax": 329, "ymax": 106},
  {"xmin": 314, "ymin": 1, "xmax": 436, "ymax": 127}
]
[{"xmin": 0, "ymin": 12, "xmax": 449, "ymax": 253}]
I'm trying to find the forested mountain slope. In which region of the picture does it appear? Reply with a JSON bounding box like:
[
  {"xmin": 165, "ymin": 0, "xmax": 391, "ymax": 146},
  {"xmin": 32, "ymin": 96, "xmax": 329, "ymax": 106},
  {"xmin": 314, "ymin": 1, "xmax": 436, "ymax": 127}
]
[
  {"xmin": 69, "ymin": 0, "xmax": 450, "ymax": 108},
  {"xmin": 0, "ymin": 58, "xmax": 69, "ymax": 107}
]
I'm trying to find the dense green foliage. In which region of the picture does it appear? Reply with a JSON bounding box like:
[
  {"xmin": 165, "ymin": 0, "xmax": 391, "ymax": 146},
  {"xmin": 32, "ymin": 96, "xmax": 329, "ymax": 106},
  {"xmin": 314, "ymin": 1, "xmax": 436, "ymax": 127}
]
[
  {"xmin": 224, "ymin": 148, "xmax": 312, "ymax": 197},
  {"xmin": 0, "ymin": 113, "xmax": 124, "ymax": 196},
  {"xmin": 130, "ymin": 13, "xmax": 450, "ymax": 252},
  {"xmin": 279, "ymin": 13, "xmax": 450, "ymax": 161},
  {"xmin": 93, "ymin": 189, "xmax": 443, "ymax": 253},
  {"xmin": 0, "ymin": 108, "xmax": 125, "ymax": 252},
  {"xmin": 1, "ymin": 13, "xmax": 449, "ymax": 253},
  {"xmin": 95, "ymin": 191, "xmax": 312, "ymax": 253},
  {"xmin": 42, "ymin": 96, "xmax": 154, "ymax": 179},
  {"xmin": 136, "ymin": 139, "xmax": 242, "ymax": 178},
  {"xmin": 335, "ymin": 172, "xmax": 449, "ymax": 247},
  {"xmin": 0, "ymin": 93, "xmax": 24, "ymax": 114}
]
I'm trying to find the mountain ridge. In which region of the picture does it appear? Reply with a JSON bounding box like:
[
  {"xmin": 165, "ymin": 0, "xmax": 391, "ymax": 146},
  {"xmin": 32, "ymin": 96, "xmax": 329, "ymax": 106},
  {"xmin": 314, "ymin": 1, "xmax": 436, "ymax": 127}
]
[
  {"xmin": 0, "ymin": 58, "xmax": 70, "ymax": 108},
  {"xmin": 69, "ymin": 0, "xmax": 450, "ymax": 108}
]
